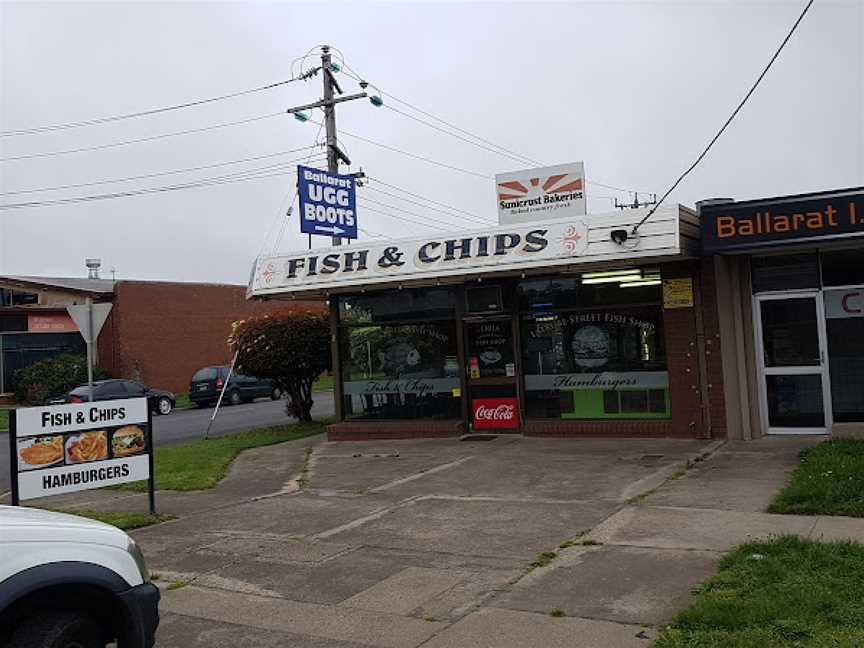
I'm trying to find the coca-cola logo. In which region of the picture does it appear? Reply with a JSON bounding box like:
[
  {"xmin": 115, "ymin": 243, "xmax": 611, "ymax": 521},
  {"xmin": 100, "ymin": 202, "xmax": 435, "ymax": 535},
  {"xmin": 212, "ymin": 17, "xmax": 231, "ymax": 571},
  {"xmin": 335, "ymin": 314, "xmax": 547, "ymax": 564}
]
[
  {"xmin": 475, "ymin": 404, "xmax": 516, "ymax": 421},
  {"xmin": 472, "ymin": 398, "xmax": 520, "ymax": 430}
]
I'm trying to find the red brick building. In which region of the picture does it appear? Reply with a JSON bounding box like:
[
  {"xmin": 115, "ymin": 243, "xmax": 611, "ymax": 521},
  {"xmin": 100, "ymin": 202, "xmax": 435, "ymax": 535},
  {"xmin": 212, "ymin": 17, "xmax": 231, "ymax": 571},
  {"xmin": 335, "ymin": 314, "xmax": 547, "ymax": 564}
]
[{"xmin": 0, "ymin": 276, "xmax": 323, "ymax": 395}]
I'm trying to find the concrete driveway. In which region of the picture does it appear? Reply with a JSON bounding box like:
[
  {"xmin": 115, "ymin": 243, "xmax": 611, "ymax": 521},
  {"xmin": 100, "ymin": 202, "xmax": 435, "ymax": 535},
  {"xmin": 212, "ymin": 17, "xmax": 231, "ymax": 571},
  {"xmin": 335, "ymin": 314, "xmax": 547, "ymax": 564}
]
[{"xmin": 124, "ymin": 434, "xmax": 729, "ymax": 647}]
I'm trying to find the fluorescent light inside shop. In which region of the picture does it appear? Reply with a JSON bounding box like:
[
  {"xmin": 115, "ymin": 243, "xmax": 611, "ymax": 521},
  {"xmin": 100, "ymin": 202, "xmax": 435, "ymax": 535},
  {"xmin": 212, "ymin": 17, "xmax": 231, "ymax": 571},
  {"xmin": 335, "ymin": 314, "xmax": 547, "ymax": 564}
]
[{"xmin": 580, "ymin": 268, "xmax": 660, "ymax": 286}]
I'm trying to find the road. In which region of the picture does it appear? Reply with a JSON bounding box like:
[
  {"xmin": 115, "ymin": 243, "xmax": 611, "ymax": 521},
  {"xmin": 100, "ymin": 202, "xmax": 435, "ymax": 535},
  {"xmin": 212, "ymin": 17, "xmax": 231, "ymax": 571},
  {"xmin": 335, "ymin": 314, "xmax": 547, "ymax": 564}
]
[{"xmin": 0, "ymin": 392, "xmax": 334, "ymax": 495}]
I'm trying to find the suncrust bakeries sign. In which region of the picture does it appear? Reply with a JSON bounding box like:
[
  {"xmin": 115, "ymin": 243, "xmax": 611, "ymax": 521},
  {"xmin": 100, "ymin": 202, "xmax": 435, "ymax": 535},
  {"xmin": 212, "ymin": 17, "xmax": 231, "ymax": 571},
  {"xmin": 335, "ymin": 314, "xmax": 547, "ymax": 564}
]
[
  {"xmin": 495, "ymin": 163, "xmax": 587, "ymax": 225},
  {"xmin": 9, "ymin": 398, "xmax": 153, "ymax": 502},
  {"xmin": 251, "ymin": 218, "xmax": 589, "ymax": 296}
]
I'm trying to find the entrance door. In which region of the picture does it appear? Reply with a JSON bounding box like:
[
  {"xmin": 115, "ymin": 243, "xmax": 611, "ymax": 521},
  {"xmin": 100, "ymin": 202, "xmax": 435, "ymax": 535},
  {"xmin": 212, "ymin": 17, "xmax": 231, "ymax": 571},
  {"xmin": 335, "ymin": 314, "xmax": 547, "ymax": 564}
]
[
  {"xmin": 755, "ymin": 292, "xmax": 831, "ymax": 435},
  {"xmin": 464, "ymin": 318, "xmax": 520, "ymax": 432}
]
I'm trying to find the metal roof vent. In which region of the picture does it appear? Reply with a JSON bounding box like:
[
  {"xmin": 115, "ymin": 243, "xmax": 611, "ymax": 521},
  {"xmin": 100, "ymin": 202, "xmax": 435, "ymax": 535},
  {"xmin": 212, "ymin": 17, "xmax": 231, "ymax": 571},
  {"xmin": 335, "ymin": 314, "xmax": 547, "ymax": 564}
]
[
  {"xmin": 85, "ymin": 258, "xmax": 102, "ymax": 279},
  {"xmin": 695, "ymin": 198, "xmax": 735, "ymax": 214}
]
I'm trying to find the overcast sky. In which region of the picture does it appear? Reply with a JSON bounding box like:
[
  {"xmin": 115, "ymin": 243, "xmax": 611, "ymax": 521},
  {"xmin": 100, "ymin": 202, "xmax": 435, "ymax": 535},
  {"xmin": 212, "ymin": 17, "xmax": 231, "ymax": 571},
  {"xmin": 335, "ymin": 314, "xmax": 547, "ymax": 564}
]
[{"xmin": 1, "ymin": 0, "xmax": 862, "ymax": 284}]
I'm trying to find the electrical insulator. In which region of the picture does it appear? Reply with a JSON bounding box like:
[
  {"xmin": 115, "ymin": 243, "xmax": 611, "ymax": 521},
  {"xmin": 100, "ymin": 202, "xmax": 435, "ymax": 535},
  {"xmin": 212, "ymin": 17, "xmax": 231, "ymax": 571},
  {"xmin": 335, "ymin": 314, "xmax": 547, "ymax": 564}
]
[{"xmin": 369, "ymin": 95, "xmax": 384, "ymax": 107}]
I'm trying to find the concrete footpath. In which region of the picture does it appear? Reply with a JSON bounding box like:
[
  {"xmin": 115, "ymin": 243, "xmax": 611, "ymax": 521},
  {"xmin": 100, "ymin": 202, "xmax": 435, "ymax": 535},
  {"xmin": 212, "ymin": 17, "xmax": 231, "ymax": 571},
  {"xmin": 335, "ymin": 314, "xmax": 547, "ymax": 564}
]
[{"xmin": 26, "ymin": 433, "xmax": 864, "ymax": 647}]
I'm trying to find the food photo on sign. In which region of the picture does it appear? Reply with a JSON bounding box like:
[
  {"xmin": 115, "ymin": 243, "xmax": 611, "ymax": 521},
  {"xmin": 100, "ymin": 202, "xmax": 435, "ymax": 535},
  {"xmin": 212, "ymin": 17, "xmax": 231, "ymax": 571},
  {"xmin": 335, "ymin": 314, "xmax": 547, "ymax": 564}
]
[
  {"xmin": 65, "ymin": 431, "xmax": 109, "ymax": 463},
  {"xmin": 17, "ymin": 435, "xmax": 64, "ymax": 471}
]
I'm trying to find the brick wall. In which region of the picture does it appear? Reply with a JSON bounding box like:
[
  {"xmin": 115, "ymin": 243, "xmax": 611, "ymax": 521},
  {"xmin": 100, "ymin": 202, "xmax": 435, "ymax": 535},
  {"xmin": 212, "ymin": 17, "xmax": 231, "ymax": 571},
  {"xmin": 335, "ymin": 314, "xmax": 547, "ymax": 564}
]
[
  {"xmin": 699, "ymin": 257, "xmax": 728, "ymax": 439},
  {"xmin": 657, "ymin": 260, "xmax": 727, "ymax": 439},
  {"xmin": 97, "ymin": 281, "xmax": 324, "ymax": 394},
  {"xmin": 328, "ymin": 420, "xmax": 465, "ymax": 441}
]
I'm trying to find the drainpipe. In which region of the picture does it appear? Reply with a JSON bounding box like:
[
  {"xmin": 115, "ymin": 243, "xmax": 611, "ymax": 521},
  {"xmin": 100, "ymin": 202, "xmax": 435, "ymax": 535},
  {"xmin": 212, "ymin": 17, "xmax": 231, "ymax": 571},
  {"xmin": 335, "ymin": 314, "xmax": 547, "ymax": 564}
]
[{"xmin": 692, "ymin": 266, "xmax": 713, "ymax": 439}]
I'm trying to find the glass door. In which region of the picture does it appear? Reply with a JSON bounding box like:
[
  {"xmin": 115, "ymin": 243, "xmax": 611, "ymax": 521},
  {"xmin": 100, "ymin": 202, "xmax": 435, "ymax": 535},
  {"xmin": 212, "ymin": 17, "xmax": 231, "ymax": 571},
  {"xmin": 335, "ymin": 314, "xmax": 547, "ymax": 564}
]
[
  {"xmin": 755, "ymin": 292, "xmax": 831, "ymax": 435},
  {"xmin": 464, "ymin": 318, "xmax": 520, "ymax": 432}
]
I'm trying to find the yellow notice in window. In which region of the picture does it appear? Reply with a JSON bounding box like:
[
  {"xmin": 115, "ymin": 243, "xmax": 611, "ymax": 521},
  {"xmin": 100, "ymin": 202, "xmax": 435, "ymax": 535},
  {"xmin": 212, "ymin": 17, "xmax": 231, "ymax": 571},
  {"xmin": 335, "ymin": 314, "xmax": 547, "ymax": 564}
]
[
  {"xmin": 663, "ymin": 278, "xmax": 694, "ymax": 309},
  {"xmin": 452, "ymin": 388, "xmax": 462, "ymax": 397}
]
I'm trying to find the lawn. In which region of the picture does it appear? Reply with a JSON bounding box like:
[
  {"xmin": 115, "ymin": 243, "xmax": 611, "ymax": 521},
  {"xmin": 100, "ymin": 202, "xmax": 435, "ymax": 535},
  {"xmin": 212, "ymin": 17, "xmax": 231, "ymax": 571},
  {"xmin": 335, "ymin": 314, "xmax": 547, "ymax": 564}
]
[
  {"xmin": 0, "ymin": 409, "xmax": 8, "ymax": 432},
  {"xmin": 656, "ymin": 536, "xmax": 864, "ymax": 648},
  {"xmin": 313, "ymin": 375, "xmax": 334, "ymax": 392},
  {"xmin": 769, "ymin": 439, "xmax": 864, "ymax": 517},
  {"xmin": 118, "ymin": 419, "xmax": 328, "ymax": 492},
  {"xmin": 174, "ymin": 393, "xmax": 193, "ymax": 410},
  {"xmin": 47, "ymin": 509, "xmax": 175, "ymax": 531}
]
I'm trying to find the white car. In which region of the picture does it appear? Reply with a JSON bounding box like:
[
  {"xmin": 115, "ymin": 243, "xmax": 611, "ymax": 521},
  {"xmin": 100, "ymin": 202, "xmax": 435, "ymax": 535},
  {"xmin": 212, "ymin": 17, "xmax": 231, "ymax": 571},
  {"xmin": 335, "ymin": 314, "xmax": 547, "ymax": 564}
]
[{"xmin": 0, "ymin": 506, "xmax": 159, "ymax": 648}]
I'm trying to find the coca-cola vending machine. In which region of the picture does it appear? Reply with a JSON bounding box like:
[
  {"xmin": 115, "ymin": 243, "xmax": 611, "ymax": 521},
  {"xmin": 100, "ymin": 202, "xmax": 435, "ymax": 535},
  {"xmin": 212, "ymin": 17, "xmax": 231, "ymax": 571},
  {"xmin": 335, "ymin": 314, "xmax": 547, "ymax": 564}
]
[{"xmin": 471, "ymin": 398, "xmax": 520, "ymax": 431}]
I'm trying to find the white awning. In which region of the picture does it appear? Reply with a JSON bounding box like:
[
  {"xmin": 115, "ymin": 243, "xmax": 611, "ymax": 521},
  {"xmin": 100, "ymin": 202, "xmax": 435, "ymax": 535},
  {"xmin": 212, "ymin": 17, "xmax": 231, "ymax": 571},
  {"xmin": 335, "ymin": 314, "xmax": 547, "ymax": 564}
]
[{"xmin": 248, "ymin": 205, "xmax": 699, "ymax": 299}]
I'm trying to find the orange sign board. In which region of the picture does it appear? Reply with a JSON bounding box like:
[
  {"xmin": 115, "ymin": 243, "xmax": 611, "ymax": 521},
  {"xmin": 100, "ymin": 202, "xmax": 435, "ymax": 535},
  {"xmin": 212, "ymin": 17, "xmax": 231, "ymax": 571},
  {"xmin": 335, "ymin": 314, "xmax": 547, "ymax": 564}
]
[{"xmin": 27, "ymin": 314, "xmax": 78, "ymax": 333}]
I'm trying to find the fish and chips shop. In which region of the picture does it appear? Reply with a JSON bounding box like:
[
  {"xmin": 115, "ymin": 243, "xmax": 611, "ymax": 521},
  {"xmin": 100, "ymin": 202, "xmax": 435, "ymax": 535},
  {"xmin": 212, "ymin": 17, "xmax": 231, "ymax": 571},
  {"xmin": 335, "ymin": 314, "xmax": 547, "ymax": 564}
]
[
  {"xmin": 249, "ymin": 200, "xmax": 730, "ymax": 441},
  {"xmin": 701, "ymin": 187, "xmax": 864, "ymax": 439}
]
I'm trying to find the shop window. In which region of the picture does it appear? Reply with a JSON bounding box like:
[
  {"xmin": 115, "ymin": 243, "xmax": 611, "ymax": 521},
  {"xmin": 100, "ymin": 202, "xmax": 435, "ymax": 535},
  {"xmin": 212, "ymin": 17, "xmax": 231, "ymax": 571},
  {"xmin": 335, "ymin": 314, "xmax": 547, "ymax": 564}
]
[
  {"xmin": 824, "ymin": 287, "xmax": 864, "ymax": 422},
  {"xmin": 518, "ymin": 274, "xmax": 662, "ymax": 311},
  {"xmin": 520, "ymin": 290, "xmax": 669, "ymax": 420},
  {"xmin": 339, "ymin": 319, "xmax": 460, "ymax": 420},
  {"xmin": 0, "ymin": 289, "xmax": 38, "ymax": 306},
  {"xmin": 821, "ymin": 248, "xmax": 864, "ymax": 287},
  {"xmin": 339, "ymin": 288, "xmax": 455, "ymax": 325},
  {"xmin": 751, "ymin": 254, "xmax": 819, "ymax": 293}
]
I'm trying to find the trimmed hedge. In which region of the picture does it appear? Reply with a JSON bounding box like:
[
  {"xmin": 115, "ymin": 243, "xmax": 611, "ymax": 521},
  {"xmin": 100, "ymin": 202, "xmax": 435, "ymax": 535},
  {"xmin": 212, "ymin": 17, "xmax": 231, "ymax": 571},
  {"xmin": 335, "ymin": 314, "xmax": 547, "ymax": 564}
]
[{"xmin": 15, "ymin": 354, "xmax": 109, "ymax": 404}]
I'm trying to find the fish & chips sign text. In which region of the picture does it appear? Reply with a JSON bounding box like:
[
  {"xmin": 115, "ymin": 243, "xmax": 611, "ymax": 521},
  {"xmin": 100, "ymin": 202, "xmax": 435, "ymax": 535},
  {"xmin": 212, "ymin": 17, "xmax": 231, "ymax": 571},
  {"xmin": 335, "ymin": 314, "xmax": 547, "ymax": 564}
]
[{"xmin": 252, "ymin": 219, "xmax": 589, "ymax": 295}]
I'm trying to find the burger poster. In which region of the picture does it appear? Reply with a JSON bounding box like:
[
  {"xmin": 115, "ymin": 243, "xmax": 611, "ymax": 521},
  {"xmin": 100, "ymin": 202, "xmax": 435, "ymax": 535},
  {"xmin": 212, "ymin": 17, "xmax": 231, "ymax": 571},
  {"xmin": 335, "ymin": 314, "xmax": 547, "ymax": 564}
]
[{"xmin": 10, "ymin": 398, "xmax": 152, "ymax": 502}]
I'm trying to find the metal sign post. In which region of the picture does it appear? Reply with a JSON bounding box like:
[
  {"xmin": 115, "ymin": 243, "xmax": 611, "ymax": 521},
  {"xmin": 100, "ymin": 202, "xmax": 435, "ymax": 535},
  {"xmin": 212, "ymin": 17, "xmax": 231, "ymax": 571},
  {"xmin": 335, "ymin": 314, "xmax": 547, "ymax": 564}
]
[
  {"xmin": 9, "ymin": 410, "xmax": 19, "ymax": 506},
  {"xmin": 67, "ymin": 301, "xmax": 112, "ymax": 402},
  {"xmin": 204, "ymin": 350, "xmax": 239, "ymax": 440},
  {"xmin": 86, "ymin": 298, "xmax": 94, "ymax": 401}
]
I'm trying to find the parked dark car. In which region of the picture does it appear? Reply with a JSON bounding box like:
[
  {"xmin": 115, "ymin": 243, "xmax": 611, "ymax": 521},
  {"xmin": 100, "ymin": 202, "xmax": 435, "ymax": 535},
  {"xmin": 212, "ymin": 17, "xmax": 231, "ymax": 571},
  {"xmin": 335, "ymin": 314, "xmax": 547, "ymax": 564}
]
[
  {"xmin": 57, "ymin": 379, "xmax": 176, "ymax": 415},
  {"xmin": 189, "ymin": 365, "xmax": 281, "ymax": 407}
]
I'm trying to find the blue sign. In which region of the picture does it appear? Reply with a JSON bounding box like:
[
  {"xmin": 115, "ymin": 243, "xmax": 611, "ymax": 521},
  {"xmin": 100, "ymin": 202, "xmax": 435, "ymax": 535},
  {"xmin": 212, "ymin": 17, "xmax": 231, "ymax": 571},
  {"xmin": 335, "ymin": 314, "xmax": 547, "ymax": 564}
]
[{"xmin": 298, "ymin": 165, "xmax": 358, "ymax": 240}]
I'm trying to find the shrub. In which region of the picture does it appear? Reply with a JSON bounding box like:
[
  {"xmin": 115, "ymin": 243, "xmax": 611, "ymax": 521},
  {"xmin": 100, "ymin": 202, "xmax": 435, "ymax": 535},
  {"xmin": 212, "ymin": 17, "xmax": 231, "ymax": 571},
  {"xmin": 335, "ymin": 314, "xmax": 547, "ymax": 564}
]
[
  {"xmin": 15, "ymin": 354, "xmax": 109, "ymax": 405},
  {"xmin": 230, "ymin": 312, "xmax": 330, "ymax": 421}
]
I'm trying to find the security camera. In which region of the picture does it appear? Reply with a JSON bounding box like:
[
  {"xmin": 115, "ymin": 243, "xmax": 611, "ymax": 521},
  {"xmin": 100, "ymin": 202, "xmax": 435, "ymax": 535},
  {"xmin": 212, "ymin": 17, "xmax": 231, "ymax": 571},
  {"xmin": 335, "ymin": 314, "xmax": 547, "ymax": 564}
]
[{"xmin": 610, "ymin": 229, "xmax": 629, "ymax": 245}]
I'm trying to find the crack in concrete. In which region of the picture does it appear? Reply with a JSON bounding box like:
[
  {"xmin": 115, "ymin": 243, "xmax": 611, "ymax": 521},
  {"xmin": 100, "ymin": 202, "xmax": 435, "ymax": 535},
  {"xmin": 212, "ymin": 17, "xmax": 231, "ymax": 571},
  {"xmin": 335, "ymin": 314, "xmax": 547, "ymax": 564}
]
[{"xmin": 367, "ymin": 456, "xmax": 475, "ymax": 493}]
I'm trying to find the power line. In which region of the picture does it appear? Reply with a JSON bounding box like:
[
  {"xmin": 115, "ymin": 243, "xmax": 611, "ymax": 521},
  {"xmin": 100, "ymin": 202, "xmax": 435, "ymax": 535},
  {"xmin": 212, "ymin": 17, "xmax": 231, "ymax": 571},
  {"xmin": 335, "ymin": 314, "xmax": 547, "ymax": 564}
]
[
  {"xmin": 358, "ymin": 202, "xmax": 450, "ymax": 233},
  {"xmin": 1, "ymin": 112, "xmax": 285, "ymax": 162},
  {"xmin": 1, "ymin": 78, "xmax": 303, "ymax": 137},
  {"xmin": 365, "ymin": 175, "xmax": 489, "ymax": 222},
  {"xmin": 0, "ymin": 157, "xmax": 327, "ymax": 210},
  {"xmin": 1, "ymin": 145, "xmax": 321, "ymax": 196},
  {"xmin": 359, "ymin": 226, "xmax": 393, "ymax": 239},
  {"xmin": 382, "ymin": 104, "xmax": 534, "ymax": 167},
  {"xmin": 360, "ymin": 196, "xmax": 483, "ymax": 231},
  {"xmin": 632, "ymin": 0, "xmax": 815, "ymax": 234},
  {"xmin": 306, "ymin": 120, "xmax": 491, "ymax": 181},
  {"xmin": 272, "ymin": 121, "xmax": 326, "ymax": 253},
  {"xmin": 341, "ymin": 63, "xmax": 652, "ymax": 195},
  {"xmin": 364, "ymin": 185, "xmax": 492, "ymax": 226},
  {"xmin": 341, "ymin": 65, "xmax": 539, "ymax": 166}
]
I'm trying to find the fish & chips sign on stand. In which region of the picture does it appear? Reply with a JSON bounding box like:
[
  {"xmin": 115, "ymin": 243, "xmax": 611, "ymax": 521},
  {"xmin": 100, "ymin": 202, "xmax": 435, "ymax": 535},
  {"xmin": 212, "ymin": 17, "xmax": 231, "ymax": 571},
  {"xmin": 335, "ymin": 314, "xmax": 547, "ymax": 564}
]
[{"xmin": 9, "ymin": 398, "xmax": 155, "ymax": 513}]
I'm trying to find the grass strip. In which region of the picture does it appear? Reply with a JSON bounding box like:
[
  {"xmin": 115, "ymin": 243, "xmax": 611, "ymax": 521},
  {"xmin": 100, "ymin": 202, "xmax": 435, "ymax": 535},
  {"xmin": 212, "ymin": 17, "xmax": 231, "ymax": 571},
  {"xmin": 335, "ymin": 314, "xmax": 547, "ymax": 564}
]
[
  {"xmin": 0, "ymin": 409, "xmax": 8, "ymax": 432},
  {"xmin": 48, "ymin": 509, "xmax": 175, "ymax": 531},
  {"xmin": 118, "ymin": 419, "xmax": 328, "ymax": 492},
  {"xmin": 656, "ymin": 535, "xmax": 864, "ymax": 648},
  {"xmin": 769, "ymin": 439, "xmax": 864, "ymax": 517},
  {"xmin": 313, "ymin": 375, "xmax": 334, "ymax": 392},
  {"xmin": 174, "ymin": 393, "xmax": 193, "ymax": 410}
]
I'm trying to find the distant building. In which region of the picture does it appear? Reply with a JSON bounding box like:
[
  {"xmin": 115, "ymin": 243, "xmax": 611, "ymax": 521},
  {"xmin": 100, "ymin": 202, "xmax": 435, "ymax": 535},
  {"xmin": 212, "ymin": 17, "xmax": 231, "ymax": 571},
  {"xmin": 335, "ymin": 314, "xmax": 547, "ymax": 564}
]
[{"xmin": 0, "ymin": 276, "xmax": 323, "ymax": 396}]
